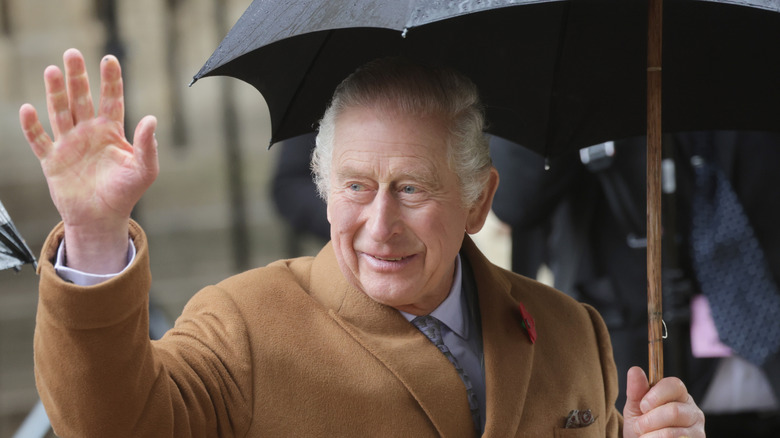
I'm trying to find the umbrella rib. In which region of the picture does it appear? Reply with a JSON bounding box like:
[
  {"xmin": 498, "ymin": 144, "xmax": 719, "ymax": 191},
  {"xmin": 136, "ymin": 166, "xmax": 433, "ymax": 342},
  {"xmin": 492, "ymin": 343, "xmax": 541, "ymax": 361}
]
[
  {"xmin": 0, "ymin": 200, "xmax": 37, "ymax": 268},
  {"xmin": 543, "ymin": 1, "xmax": 571, "ymax": 158},
  {"xmin": 0, "ymin": 224, "xmax": 26, "ymax": 253},
  {"xmin": 0, "ymin": 233, "xmax": 32, "ymax": 261},
  {"xmin": 269, "ymin": 30, "xmax": 336, "ymax": 147}
]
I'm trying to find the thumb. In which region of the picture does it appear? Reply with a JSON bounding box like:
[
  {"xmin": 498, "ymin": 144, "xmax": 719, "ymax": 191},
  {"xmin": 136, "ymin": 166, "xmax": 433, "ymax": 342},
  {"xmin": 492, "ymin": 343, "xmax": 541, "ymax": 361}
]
[{"xmin": 623, "ymin": 366, "xmax": 651, "ymax": 419}]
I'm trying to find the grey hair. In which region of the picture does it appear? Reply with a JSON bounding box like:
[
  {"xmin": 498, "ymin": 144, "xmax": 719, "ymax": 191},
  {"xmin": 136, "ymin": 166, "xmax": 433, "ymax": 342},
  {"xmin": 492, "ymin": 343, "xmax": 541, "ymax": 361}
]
[{"xmin": 311, "ymin": 57, "xmax": 492, "ymax": 208}]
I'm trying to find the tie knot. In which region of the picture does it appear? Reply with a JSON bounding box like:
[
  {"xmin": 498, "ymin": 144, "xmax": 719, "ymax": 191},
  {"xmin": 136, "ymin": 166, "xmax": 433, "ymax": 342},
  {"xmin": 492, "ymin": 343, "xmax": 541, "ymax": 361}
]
[{"xmin": 412, "ymin": 315, "xmax": 444, "ymax": 345}]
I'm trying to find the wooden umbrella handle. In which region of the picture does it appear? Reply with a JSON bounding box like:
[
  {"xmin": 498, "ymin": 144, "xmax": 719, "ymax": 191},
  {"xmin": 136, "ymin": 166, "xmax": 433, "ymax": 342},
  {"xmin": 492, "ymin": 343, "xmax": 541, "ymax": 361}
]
[{"xmin": 647, "ymin": 0, "xmax": 664, "ymax": 386}]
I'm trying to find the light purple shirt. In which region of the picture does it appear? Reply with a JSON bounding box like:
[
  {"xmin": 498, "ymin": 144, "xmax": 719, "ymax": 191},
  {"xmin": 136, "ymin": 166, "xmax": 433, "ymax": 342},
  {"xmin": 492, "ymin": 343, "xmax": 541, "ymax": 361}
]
[{"xmin": 55, "ymin": 239, "xmax": 135, "ymax": 285}]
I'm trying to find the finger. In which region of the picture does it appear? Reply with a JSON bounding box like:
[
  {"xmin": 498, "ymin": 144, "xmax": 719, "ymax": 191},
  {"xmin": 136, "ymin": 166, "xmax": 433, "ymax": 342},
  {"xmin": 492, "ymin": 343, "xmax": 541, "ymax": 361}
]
[
  {"xmin": 132, "ymin": 115, "xmax": 160, "ymax": 180},
  {"xmin": 636, "ymin": 427, "xmax": 702, "ymax": 438},
  {"xmin": 624, "ymin": 366, "xmax": 650, "ymax": 418},
  {"xmin": 63, "ymin": 48, "xmax": 95, "ymax": 124},
  {"xmin": 640, "ymin": 376, "xmax": 690, "ymax": 413},
  {"xmin": 19, "ymin": 104, "xmax": 53, "ymax": 160},
  {"xmin": 631, "ymin": 400, "xmax": 702, "ymax": 435},
  {"xmin": 44, "ymin": 65, "xmax": 72, "ymax": 139},
  {"xmin": 98, "ymin": 54, "xmax": 124, "ymax": 124}
]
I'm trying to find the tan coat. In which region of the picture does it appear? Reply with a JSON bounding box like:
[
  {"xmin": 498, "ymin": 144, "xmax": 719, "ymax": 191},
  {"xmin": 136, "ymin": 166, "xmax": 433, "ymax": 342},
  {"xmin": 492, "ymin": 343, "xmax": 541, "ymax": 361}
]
[{"xmin": 35, "ymin": 221, "xmax": 622, "ymax": 437}]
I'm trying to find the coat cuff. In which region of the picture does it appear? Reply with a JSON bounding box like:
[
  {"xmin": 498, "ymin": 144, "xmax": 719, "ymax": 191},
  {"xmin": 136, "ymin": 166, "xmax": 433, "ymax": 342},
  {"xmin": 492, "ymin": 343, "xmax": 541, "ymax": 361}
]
[{"xmin": 37, "ymin": 220, "xmax": 152, "ymax": 329}]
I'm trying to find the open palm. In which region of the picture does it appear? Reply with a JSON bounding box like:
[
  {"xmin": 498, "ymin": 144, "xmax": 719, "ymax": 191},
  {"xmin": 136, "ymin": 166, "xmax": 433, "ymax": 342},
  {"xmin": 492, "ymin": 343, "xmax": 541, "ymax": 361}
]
[{"xmin": 19, "ymin": 49, "xmax": 158, "ymax": 272}]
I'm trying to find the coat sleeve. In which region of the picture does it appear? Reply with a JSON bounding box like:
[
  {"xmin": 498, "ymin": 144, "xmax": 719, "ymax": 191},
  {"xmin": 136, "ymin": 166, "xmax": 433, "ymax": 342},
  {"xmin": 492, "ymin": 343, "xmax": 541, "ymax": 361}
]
[{"xmin": 34, "ymin": 221, "xmax": 253, "ymax": 438}]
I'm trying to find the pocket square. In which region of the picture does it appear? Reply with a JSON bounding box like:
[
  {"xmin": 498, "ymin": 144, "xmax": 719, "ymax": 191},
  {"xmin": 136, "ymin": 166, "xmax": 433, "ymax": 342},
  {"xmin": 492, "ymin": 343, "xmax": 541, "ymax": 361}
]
[{"xmin": 564, "ymin": 409, "xmax": 595, "ymax": 428}]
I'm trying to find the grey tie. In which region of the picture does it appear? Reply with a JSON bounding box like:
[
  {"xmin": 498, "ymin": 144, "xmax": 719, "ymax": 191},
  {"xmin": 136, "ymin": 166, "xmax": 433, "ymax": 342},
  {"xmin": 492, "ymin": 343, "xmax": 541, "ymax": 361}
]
[
  {"xmin": 412, "ymin": 315, "xmax": 481, "ymax": 434},
  {"xmin": 689, "ymin": 143, "xmax": 780, "ymax": 366}
]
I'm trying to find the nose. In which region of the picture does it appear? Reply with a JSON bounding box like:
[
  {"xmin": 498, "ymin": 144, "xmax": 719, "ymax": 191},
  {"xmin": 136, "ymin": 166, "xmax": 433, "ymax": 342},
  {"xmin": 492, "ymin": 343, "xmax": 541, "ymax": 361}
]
[{"xmin": 365, "ymin": 188, "xmax": 403, "ymax": 242}]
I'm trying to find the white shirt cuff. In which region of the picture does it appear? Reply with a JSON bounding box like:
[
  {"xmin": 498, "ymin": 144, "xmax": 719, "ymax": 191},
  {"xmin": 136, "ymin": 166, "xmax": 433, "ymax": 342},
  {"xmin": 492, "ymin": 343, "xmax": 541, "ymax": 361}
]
[{"xmin": 54, "ymin": 238, "xmax": 136, "ymax": 286}]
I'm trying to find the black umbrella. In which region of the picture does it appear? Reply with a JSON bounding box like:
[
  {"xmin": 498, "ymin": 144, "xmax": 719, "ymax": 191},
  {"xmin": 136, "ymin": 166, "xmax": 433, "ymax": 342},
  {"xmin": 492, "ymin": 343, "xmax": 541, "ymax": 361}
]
[
  {"xmin": 0, "ymin": 199, "xmax": 37, "ymax": 272},
  {"xmin": 192, "ymin": 0, "xmax": 780, "ymax": 157},
  {"xmin": 191, "ymin": 0, "xmax": 780, "ymax": 384}
]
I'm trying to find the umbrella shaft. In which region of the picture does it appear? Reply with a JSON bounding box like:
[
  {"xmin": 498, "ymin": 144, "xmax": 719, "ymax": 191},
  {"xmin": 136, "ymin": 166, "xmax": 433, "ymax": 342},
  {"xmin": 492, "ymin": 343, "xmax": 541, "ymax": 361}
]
[{"xmin": 647, "ymin": 0, "xmax": 664, "ymax": 387}]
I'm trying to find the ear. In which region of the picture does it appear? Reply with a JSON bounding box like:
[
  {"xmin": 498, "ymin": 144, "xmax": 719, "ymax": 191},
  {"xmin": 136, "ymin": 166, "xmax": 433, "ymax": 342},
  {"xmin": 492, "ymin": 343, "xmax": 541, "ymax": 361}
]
[{"xmin": 465, "ymin": 167, "xmax": 499, "ymax": 234}]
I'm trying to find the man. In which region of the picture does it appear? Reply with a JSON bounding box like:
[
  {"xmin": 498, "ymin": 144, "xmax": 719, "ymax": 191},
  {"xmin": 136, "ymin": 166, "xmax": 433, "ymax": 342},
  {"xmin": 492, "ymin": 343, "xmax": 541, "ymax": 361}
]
[{"xmin": 20, "ymin": 49, "xmax": 704, "ymax": 437}]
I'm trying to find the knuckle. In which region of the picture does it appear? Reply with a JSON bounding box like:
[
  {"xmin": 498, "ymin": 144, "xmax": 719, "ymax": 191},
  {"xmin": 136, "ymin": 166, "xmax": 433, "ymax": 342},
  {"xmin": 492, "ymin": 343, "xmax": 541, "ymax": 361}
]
[
  {"xmin": 673, "ymin": 377, "xmax": 687, "ymax": 393},
  {"xmin": 667, "ymin": 402, "xmax": 682, "ymax": 419}
]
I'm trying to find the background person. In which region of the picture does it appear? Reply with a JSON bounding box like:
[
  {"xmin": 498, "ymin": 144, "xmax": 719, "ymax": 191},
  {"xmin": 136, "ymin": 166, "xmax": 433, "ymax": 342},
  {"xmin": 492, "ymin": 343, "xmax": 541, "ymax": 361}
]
[{"xmin": 492, "ymin": 132, "xmax": 780, "ymax": 436}]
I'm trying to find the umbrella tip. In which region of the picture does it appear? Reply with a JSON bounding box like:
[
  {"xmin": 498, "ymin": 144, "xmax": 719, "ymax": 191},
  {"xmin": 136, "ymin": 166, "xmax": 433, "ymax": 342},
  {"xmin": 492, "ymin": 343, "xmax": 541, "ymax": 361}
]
[{"xmin": 188, "ymin": 77, "xmax": 197, "ymax": 87}]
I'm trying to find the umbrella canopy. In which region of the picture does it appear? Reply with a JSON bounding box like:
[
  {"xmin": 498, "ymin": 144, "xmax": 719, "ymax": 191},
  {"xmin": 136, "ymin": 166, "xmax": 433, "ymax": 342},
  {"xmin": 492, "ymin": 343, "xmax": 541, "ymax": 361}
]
[
  {"xmin": 0, "ymin": 199, "xmax": 37, "ymax": 272},
  {"xmin": 192, "ymin": 0, "xmax": 780, "ymax": 157}
]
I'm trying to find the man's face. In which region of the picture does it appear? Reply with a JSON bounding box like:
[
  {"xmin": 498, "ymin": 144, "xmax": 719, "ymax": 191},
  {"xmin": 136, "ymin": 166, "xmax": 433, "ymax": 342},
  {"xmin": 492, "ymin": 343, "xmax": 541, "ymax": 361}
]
[{"xmin": 326, "ymin": 106, "xmax": 488, "ymax": 315}]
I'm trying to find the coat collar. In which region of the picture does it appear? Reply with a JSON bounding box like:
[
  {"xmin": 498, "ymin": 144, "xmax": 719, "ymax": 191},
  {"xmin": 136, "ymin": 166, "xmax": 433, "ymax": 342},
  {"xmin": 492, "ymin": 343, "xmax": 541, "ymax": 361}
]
[{"xmin": 308, "ymin": 236, "xmax": 533, "ymax": 437}]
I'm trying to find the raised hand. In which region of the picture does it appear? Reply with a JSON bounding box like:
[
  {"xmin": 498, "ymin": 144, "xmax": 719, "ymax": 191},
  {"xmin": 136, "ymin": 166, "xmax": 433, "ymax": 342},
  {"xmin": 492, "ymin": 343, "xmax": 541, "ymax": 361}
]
[
  {"xmin": 623, "ymin": 366, "xmax": 705, "ymax": 437},
  {"xmin": 19, "ymin": 48, "xmax": 158, "ymax": 274}
]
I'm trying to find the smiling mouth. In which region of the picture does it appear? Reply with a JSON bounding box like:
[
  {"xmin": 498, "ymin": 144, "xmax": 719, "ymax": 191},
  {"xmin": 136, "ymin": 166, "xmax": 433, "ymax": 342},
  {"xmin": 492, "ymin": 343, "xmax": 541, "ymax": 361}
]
[
  {"xmin": 362, "ymin": 252, "xmax": 415, "ymax": 272},
  {"xmin": 371, "ymin": 255, "xmax": 407, "ymax": 261}
]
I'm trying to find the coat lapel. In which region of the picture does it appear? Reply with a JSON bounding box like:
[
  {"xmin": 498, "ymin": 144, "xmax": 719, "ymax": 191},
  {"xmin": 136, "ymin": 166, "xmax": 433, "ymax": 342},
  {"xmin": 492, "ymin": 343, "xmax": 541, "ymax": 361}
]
[
  {"xmin": 309, "ymin": 243, "xmax": 477, "ymax": 437},
  {"xmin": 461, "ymin": 237, "xmax": 534, "ymax": 437}
]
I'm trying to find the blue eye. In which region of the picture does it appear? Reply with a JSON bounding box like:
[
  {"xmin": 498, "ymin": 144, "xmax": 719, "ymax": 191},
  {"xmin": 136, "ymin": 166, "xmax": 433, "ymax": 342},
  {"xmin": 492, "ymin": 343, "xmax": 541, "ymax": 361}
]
[
  {"xmin": 350, "ymin": 183, "xmax": 363, "ymax": 191},
  {"xmin": 402, "ymin": 185, "xmax": 417, "ymax": 194}
]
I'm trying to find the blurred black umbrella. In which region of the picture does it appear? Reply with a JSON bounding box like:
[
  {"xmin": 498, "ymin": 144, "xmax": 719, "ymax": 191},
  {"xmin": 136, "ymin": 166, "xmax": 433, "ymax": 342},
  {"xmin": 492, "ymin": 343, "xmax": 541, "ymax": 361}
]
[
  {"xmin": 191, "ymin": 0, "xmax": 780, "ymax": 157},
  {"xmin": 0, "ymin": 199, "xmax": 37, "ymax": 272}
]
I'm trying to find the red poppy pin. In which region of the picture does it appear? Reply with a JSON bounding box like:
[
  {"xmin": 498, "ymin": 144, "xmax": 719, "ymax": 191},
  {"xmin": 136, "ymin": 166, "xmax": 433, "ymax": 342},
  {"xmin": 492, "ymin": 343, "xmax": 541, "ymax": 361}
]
[{"xmin": 517, "ymin": 303, "xmax": 537, "ymax": 344}]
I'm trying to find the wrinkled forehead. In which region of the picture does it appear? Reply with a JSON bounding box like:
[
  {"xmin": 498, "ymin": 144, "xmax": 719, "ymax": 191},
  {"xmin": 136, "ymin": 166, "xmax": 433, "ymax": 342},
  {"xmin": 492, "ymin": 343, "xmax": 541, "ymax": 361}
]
[{"xmin": 331, "ymin": 106, "xmax": 454, "ymax": 176}]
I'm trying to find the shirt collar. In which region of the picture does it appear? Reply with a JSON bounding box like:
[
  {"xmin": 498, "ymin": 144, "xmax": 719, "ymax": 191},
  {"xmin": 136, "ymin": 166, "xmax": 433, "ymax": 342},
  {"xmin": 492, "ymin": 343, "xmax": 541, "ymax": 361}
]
[{"xmin": 400, "ymin": 254, "xmax": 468, "ymax": 339}]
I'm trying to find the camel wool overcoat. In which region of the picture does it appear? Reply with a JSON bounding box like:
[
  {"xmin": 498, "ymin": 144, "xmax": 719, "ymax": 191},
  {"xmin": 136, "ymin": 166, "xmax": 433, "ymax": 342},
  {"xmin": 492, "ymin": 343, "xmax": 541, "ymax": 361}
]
[{"xmin": 34, "ymin": 221, "xmax": 622, "ymax": 437}]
